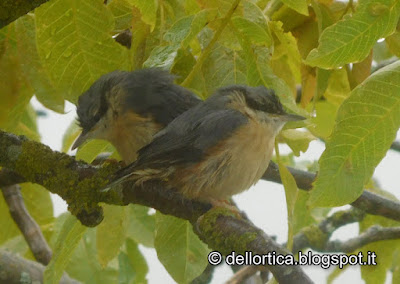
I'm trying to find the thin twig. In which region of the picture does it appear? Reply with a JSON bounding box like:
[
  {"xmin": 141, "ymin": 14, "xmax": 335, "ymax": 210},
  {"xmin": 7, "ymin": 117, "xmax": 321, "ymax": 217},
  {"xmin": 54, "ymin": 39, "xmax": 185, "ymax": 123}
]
[
  {"xmin": 1, "ymin": 185, "xmax": 52, "ymax": 265},
  {"xmin": 225, "ymin": 266, "xmax": 262, "ymax": 284},
  {"xmin": 324, "ymin": 226, "xmax": 400, "ymax": 252},
  {"xmin": 292, "ymin": 208, "xmax": 366, "ymax": 252}
]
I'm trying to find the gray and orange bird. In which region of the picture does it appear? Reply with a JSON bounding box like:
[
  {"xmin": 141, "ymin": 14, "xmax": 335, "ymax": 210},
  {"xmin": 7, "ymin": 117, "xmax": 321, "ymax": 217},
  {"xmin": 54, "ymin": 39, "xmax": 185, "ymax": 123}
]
[
  {"xmin": 108, "ymin": 85, "xmax": 306, "ymax": 205},
  {"xmin": 72, "ymin": 68, "xmax": 201, "ymax": 163}
]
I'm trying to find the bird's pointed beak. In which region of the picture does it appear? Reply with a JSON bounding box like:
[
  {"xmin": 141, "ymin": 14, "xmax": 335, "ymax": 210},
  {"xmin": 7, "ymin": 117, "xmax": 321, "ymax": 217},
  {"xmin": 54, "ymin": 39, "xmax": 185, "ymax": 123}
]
[
  {"xmin": 281, "ymin": 113, "xmax": 307, "ymax": 122},
  {"xmin": 71, "ymin": 131, "xmax": 90, "ymax": 150}
]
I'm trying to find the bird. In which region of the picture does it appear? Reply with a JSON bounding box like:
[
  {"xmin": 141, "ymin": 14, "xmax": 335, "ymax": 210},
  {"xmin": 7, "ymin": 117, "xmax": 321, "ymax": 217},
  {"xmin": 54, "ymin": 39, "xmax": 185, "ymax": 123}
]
[
  {"xmin": 107, "ymin": 85, "xmax": 306, "ymax": 205},
  {"xmin": 72, "ymin": 68, "xmax": 201, "ymax": 163}
]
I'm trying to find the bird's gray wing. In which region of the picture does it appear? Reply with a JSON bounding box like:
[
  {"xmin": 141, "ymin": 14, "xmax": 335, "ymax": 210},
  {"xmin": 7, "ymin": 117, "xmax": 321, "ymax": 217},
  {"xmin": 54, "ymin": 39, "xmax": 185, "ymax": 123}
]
[
  {"xmin": 122, "ymin": 68, "xmax": 202, "ymax": 126},
  {"xmin": 111, "ymin": 108, "xmax": 248, "ymax": 181}
]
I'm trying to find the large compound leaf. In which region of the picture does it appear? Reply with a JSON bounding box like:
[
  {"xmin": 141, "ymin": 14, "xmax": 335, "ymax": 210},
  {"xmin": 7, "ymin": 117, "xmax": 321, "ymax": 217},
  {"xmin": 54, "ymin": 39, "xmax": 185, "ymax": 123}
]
[
  {"xmin": 154, "ymin": 213, "xmax": 209, "ymax": 284},
  {"xmin": 309, "ymin": 61, "xmax": 400, "ymax": 207},
  {"xmin": 35, "ymin": 0, "xmax": 129, "ymax": 103},
  {"xmin": 306, "ymin": 0, "xmax": 400, "ymax": 68}
]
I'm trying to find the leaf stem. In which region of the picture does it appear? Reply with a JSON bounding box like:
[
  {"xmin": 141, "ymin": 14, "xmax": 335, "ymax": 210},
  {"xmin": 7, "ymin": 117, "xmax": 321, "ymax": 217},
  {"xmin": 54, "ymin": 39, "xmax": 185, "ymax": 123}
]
[{"xmin": 181, "ymin": 0, "xmax": 241, "ymax": 88}]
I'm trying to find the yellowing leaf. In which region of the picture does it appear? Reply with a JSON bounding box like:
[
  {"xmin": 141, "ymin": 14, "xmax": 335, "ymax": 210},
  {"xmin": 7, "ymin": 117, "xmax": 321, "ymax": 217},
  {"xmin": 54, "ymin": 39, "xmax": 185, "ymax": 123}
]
[
  {"xmin": 309, "ymin": 61, "xmax": 400, "ymax": 207},
  {"xmin": 306, "ymin": 0, "xmax": 400, "ymax": 68}
]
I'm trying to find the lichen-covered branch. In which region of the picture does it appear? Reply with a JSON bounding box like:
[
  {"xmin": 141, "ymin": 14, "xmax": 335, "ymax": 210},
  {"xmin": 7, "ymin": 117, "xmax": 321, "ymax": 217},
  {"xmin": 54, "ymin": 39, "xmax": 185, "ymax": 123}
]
[
  {"xmin": 0, "ymin": 131, "xmax": 313, "ymax": 283},
  {"xmin": 0, "ymin": 249, "xmax": 80, "ymax": 284},
  {"xmin": 1, "ymin": 184, "xmax": 52, "ymax": 265},
  {"xmin": 197, "ymin": 210, "xmax": 313, "ymax": 284},
  {"xmin": 1, "ymin": 130, "xmax": 400, "ymax": 225},
  {"xmin": 0, "ymin": 0, "xmax": 51, "ymax": 29}
]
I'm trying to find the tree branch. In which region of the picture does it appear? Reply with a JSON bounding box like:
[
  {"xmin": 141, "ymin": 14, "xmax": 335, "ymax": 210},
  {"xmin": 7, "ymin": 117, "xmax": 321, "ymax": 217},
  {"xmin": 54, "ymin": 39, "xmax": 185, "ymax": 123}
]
[
  {"xmin": 1, "ymin": 129, "xmax": 400, "ymax": 224},
  {"xmin": 264, "ymin": 161, "xmax": 400, "ymax": 222},
  {"xmin": 0, "ymin": 0, "xmax": 51, "ymax": 29},
  {"xmin": 324, "ymin": 226, "xmax": 400, "ymax": 253},
  {"xmin": 391, "ymin": 141, "xmax": 400, "ymax": 152},
  {"xmin": 292, "ymin": 208, "xmax": 366, "ymax": 252},
  {"xmin": 0, "ymin": 131, "xmax": 314, "ymax": 283},
  {"xmin": 0, "ymin": 249, "xmax": 80, "ymax": 284},
  {"xmin": 1, "ymin": 184, "xmax": 52, "ymax": 265}
]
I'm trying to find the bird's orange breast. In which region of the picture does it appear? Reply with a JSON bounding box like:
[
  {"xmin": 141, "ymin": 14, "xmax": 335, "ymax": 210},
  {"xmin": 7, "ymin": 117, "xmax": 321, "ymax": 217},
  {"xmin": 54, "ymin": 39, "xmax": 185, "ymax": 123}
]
[{"xmin": 173, "ymin": 119, "xmax": 275, "ymax": 202}]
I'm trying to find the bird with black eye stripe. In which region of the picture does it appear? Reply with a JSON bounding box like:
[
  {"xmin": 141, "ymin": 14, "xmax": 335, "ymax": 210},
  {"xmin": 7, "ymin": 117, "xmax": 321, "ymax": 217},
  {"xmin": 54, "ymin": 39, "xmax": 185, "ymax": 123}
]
[
  {"xmin": 107, "ymin": 85, "xmax": 306, "ymax": 206},
  {"xmin": 72, "ymin": 68, "xmax": 201, "ymax": 164}
]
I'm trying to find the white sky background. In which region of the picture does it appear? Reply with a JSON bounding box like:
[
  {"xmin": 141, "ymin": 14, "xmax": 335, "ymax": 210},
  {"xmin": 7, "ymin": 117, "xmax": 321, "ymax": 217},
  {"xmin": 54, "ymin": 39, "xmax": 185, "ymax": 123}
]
[{"xmin": 31, "ymin": 96, "xmax": 400, "ymax": 284}]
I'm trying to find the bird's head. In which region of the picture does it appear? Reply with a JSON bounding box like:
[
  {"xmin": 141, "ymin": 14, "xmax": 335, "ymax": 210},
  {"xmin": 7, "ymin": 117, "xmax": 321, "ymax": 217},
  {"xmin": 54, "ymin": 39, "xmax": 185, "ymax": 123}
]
[
  {"xmin": 72, "ymin": 71, "xmax": 126, "ymax": 150},
  {"xmin": 217, "ymin": 85, "xmax": 306, "ymax": 133}
]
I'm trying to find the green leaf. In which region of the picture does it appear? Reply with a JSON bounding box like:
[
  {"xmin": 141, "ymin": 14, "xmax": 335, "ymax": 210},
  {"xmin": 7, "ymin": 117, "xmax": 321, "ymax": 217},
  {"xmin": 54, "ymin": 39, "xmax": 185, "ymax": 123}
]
[
  {"xmin": 127, "ymin": 0, "xmax": 158, "ymax": 31},
  {"xmin": 231, "ymin": 17, "xmax": 272, "ymax": 47},
  {"xmin": 15, "ymin": 15, "xmax": 64, "ymax": 113},
  {"xmin": 237, "ymin": 34, "xmax": 308, "ymax": 116},
  {"xmin": 292, "ymin": 191, "xmax": 316, "ymax": 235},
  {"xmin": 44, "ymin": 214, "xmax": 87, "ymax": 284},
  {"xmin": 280, "ymin": 129, "xmax": 316, "ymax": 156},
  {"xmin": 277, "ymin": 160, "xmax": 299, "ymax": 250},
  {"xmin": 309, "ymin": 61, "xmax": 400, "ymax": 207},
  {"xmin": 154, "ymin": 212, "xmax": 209, "ymax": 284},
  {"xmin": 76, "ymin": 139, "xmax": 115, "ymax": 163},
  {"xmin": 324, "ymin": 69, "xmax": 351, "ymax": 105},
  {"xmin": 306, "ymin": 101, "xmax": 338, "ymax": 139},
  {"xmin": 97, "ymin": 205, "xmax": 127, "ymax": 267},
  {"xmin": 21, "ymin": 183, "xmax": 54, "ymax": 226},
  {"xmin": 269, "ymin": 20, "xmax": 301, "ymax": 88},
  {"xmin": 281, "ymin": 0, "xmax": 309, "ymax": 16},
  {"xmin": 35, "ymin": 0, "xmax": 130, "ymax": 103},
  {"xmin": 306, "ymin": 0, "xmax": 400, "ymax": 68},
  {"xmin": 143, "ymin": 45, "xmax": 178, "ymax": 69},
  {"xmin": 11, "ymin": 104, "xmax": 41, "ymax": 141},
  {"xmin": 66, "ymin": 228, "xmax": 119, "ymax": 284},
  {"xmin": 200, "ymin": 43, "xmax": 247, "ymax": 96},
  {"xmin": 386, "ymin": 31, "xmax": 400, "ymax": 57},
  {"xmin": 61, "ymin": 119, "xmax": 80, "ymax": 153},
  {"xmin": 164, "ymin": 9, "xmax": 217, "ymax": 49},
  {"xmin": 107, "ymin": 0, "xmax": 134, "ymax": 32},
  {"xmin": 119, "ymin": 238, "xmax": 148, "ymax": 284},
  {"xmin": 310, "ymin": 0, "xmax": 335, "ymax": 34},
  {"xmin": 126, "ymin": 205, "xmax": 155, "ymax": 248}
]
